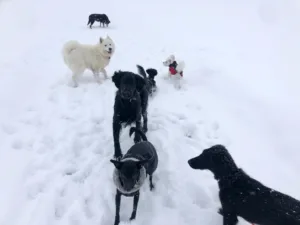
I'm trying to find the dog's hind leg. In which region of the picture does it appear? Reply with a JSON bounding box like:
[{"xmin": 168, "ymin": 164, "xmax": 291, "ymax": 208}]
[
  {"xmin": 141, "ymin": 94, "xmax": 148, "ymax": 133},
  {"xmin": 71, "ymin": 72, "xmax": 81, "ymax": 87},
  {"xmin": 114, "ymin": 190, "xmax": 121, "ymax": 225},
  {"xmin": 149, "ymin": 175, "xmax": 155, "ymax": 191},
  {"xmin": 129, "ymin": 191, "xmax": 140, "ymax": 221}
]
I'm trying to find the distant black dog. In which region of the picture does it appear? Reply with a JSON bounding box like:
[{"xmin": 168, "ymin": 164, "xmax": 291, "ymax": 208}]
[
  {"xmin": 188, "ymin": 144, "xmax": 300, "ymax": 225},
  {"xmin": 87, "ymin": 13, "xmax": 110, "ymax": 28},
  {"xmin": 112, "ymin": 65, "xmax": 150, "ymax": 159},
  {"xmin": 110, "ymin": 127, "xmax": 158, "ymax": 225},
  {"xmin": 137, "ymin": 65, "xmax": 158, "ymax": 96}
]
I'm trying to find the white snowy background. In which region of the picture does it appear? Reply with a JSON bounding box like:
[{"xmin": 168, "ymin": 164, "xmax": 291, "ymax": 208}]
[{"xmin": 0, "ymin": 0, "xmax": 300, "ymax": 224}]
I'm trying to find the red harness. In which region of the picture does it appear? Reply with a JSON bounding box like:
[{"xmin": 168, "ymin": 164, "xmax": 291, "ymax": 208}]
[{"xmin": 169, "ymin": 66, "xmax": 183, "ymax": 77}]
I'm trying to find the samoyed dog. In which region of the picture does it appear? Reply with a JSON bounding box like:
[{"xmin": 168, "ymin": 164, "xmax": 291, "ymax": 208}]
[{"xmin": 62, "ymin": 35, "xmax": 115, "ymax": 87}]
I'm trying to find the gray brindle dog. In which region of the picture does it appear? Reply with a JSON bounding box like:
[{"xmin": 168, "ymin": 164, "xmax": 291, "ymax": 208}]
[{"xmin": 110, "ymin": 127, "xmax": 158, "ymax": 225}]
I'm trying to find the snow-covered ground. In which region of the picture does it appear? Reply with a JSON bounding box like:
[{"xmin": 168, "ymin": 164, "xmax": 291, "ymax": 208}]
[{"xmin": 1, "ymin": 0, "xmax": 300, "ymax": 224}]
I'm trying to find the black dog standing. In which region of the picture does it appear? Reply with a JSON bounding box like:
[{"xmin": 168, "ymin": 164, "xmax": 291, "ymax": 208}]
[
  {"xmin": 111, "ymin": 66, "xmax": 147, "ymax": 159},
  {"xmin": 188, "ymin": 145, "xmax": 300, "ymax": 225},
  {"xmin": 110, "ymin": 127, "xmax": 158, "ymax": 225},
  {"xmin": 111, "ymin": 65, "xmax": 157, "ymax": 159},
  {"xmin": 87, "ymin": 13, "xmax": 110, "ymax": 28}
]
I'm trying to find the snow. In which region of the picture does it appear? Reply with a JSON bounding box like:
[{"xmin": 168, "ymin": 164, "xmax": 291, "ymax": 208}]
[{"xmin": 0, "ymin": 0, "xmax": 300, "ymax": 224}]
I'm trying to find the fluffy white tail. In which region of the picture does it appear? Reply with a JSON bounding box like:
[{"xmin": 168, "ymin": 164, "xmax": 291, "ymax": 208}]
[{"xmin": 62, "ymin": 41, "xmax": 79, "ymax": 64}]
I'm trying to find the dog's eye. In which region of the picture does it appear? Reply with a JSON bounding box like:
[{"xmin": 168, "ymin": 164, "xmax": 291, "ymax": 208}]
[{"xmin": 105, "ymin": 44, "xmax": 107, "ymax": 47}]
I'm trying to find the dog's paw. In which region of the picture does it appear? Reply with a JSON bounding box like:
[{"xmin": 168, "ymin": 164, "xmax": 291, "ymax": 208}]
[
  {"xmin": 150, "ymin": 183, "xmax": 155, "ymax": 191},
  {"xmin": 129, "ymin": 213, "xmax": 136, "ymax": 221}
]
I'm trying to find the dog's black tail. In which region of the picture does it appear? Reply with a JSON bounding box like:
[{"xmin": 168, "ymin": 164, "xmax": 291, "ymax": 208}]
[
  {"xmin": 146, "ymin": 68, "xmax": 158, "ymax": 79},
  {"xmin": 136, "ymin": 65, "xmax": 147, "ymax": 79},
  {"xmin": 129, "ymin": 127, "xmax": 148, "ymax": 141}
]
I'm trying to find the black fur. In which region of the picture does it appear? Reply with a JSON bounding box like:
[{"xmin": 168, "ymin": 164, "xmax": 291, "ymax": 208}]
[
  {"xmin": 188, "ymin": 144, "xmax": 300, "ymax": 225},
  {"xmin": 137, "ymin": 65, "xmax": 158, "ymax": 96},
  {"xmin": 87, "ymin": 13, "xmax": 110, "ymax": 28},
  {"xmin": 110, "ymin": 127, "xmax": 158, "ymax": 225},
  {"xmin": 112, "ymin": 65, "xmax": 149, "ymax": 159}
]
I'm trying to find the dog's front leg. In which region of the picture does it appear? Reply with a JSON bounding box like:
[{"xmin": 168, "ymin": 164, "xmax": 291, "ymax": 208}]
[
  {"xmin": 149, "ymin": 175, "xmax": 155, "ymax": 191},
  {"xmin": 100, "ymin": 68, "xmax": 108, "ymax": 79},
  {"xmin": 92, "ymin": 69, "xmax": 102, "ymax": 84},
  {"xmin": 223, "ymin": 211, "xmax": 238, "ymax": 225},
  {"xmin": 114, "ymin": 190, "xmax": 121, "ymax": 225},
  {"xmin": 113, "ymin": 119, "xmax": 123, "ymax": 159},
  {"xmin": 134, "ymin": 116, "xmax": 142, "ymax": 143},
  {"xmin": 129, "ymin": 191, "xmax": 140, "ymax": 221}
]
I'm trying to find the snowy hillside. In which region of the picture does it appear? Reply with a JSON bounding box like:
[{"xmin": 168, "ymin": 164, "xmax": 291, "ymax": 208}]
[{"xmin": 1, "ymin": 0, "xmax": 300, "ymax": 224}]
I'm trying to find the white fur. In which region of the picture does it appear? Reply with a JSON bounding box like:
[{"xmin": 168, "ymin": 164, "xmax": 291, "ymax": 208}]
[
  {"xmin": 113, "ymin": 166, "xmax": 147, "ymax": 195},
  {"xmin": 163, "ymin": 54, "xmax": 185, "ymax": 89},
  {"xmin": 62, "ymin": 36, "xmax": 115, "ymax": 87}
]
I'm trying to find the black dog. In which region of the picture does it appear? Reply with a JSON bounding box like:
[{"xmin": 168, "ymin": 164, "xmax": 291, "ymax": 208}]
[
  {"xmin": 110, "ymin": 127, "xmax": 158, "ymax": 225},
  {"xmin": 137, "ymin": 65, "xmax": 158, "ymax": 96},
  {"xmin": 188, "ymin": 144, "xmax": 300, "ymax": 225},
  {"xmin": 87, "ymin": 13, "xmax": 110, "ymax": 28},
  {"xmin": 112, "ymin": 65, "xmax": 150, "ymax": 159}
]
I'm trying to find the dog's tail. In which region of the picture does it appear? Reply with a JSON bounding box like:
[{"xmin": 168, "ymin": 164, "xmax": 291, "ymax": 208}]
[
  {"xmin": 176, "ymin": 60, "xmax": 185, "ymax": 72},
  {"xmin": 129, "ymin": 127, "xmax": 148, "ymax": 141},
  {"xmin": 146, "ymin": 68, "xmax": 158, "ymax": 79},
  {"xmin": 136, "ymin": 65, "xmax": 147, "ymax": 79}
]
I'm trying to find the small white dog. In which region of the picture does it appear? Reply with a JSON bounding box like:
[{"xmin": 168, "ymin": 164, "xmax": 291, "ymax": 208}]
[
  {"xmin": 62, "ymin": 35, "xmax": 115, "ymax": 87},
  {"xmin": 163, "ymin": 54, "xmax": 185, "ymax": 89}
]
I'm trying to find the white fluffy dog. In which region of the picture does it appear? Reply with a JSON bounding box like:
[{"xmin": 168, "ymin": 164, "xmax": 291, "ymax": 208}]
[
  {"xmin": 62, "ymin": 36, "xmax": 115, "ymax": 87},
  {"xmin": 163, "ymin": 54, "xmax": 185, "ymax": 89}
]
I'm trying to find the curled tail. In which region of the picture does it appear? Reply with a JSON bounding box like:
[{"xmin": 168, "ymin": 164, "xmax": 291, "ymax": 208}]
[
  {"xmin": 136, "ymin": 65, "xmax": 147, "ymax": 79},
  {"xmin": 129, "ymin": 127, "xmax": 148, "ymax": 141},
  {"xmin": 146, "ymin": 68, "xmax": 158, "ymax": 79}
]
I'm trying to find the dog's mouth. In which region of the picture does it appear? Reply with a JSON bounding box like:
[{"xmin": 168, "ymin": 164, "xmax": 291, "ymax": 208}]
[{"xmin": 107, "ymin": 49, "xmax": 113, "ymax": 54}]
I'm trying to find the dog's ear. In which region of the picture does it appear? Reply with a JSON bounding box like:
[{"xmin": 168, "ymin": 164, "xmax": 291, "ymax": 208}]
[
  {"xmin": 110, "ymin": 159, "xmax": 123, "ymax": 169},
  {"xmin": 136, "ymin": 159, "xmax": 148, "ymax": 169},
  {"xmin": 112, "ymin": 71, "xmax": 122, "ymax": 89},
  {"xmin": 135, "ymin": 75, "xmax": 145, "ymax": 92},
  {"xmin": 100, "ymin": 37, "xmax": 104, "ymax": 43}
]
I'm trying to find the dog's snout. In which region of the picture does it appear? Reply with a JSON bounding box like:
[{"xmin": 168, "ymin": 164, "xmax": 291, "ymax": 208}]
[{"xmin": 109, "ymin": 47, "xmax": 112, "ymax": 51}]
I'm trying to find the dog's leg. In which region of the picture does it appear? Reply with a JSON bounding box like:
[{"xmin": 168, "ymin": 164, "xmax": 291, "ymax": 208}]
[
  {"xmin": 129, "ymin": 191, "xmax": 140, "ymax": 221},
  {"xmin": 92, "ymin": 70, "xmax": 102, "ymax": 84},
  {"xmin": 134, "ymin": 117, "xmax": 142, "ymax": 143},
  {"xmin": 72, "ymin": 73, "xmax": 80, "ymax": 87},
  {"xmin": 100, "ymin": 68, "xmax": 108, "ymax": 79},
  {"xmin": 141, "ymin": 101, "xmax": 148, "ymax": 133},
  {"xmin": 114, "ymin": 190, "xmax": 121, "ymax": 225},
  {"xmin": 113, "ymin": 119, "xmax": 123, "ymax": 159},
  {"xmin": 149, "ymin": 175, "xmax": 155, "ymax": 191},
  {"xmin": 90, "ymin": 20, "xmax": 94, "ymax": 29}
]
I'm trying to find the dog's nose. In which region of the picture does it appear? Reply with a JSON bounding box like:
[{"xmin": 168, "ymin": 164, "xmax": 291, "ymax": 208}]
[{"xmin": 109, "ymin": 47, "xmax": 112, "ymax": 51}]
